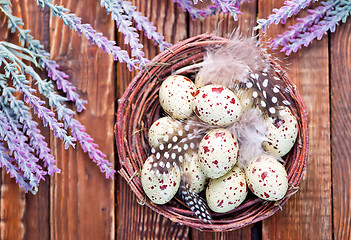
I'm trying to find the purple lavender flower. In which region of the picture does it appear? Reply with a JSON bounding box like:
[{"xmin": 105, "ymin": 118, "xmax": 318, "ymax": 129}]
[
  {"xmin": 210, "ymin": 0, "xmax": 242, "ymax": 21},
  {"xmin": 100, "ymin": 0, "xmax": 148, "ymax": 66},
  {"xmin": 117, "ymin": 1, "xmax": 171, "ymax": 51},
  {"xmin": 256, "ymin": 0, "xmax": 318, "ymax": 32},
  {"xmin": 1, "ymin": 59, "xmax": 76, "ymax": 149},
  {"xmin": 0, "ymin": 142, "xmax": 34, "ymax": 193},
  {"xmin": 0, "ymin": 113, "xmax": 46, "ymax": 192},
  {"xmin": 1, "ymin": 4, "xmax": 87, "ymax": 112},
  {"xmin": 35, "ymin": 0, "xmax": 138, "ymax": 70},
  {"xmin": 42, "ymin": 58, "xmax": 87, "ymax": 112},
  {"xmin": 173, "ymin": 0, "xmax": 218, "ymax": 20},
  {"xmin": 0, "ymin": 95, "xmax": 60, "ymax": 175},
  {"xmin": 271, "ymin": 0, "xmax": 351, "ymax": 55}
]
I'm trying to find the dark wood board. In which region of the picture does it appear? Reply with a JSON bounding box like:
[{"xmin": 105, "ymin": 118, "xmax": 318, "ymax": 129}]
[
  {"xmin": 331, "ymin": 20, "xmax": 351, "ymax": 240},
  {"xmin": 258, "ymin": 0, "xmax": 332, "ymax": 239},
  {"xmin": 49, "ymin": 0, "xmax": 115, "ymax": 239},
  {"xmin": 0, "ymin": 1, "xmax": 50, "ymax": 239}
]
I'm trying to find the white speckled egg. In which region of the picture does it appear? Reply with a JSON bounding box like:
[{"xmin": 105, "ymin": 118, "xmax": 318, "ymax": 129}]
[
  {"xmin": 159, "ymin": 75, "xmax": 197, "ymax": 119},
  {"xmin": 198, "ymin": 128, "xmax": 239, "ymax": 179},
  {"xmin": 141, "ymin": 155, "xmax": 181, "ymax": 204},
  {"xmin": 246, "ymin": 155, "xmax": 288, "ymax": 201},
  {"xmin": 181, "ymin": 151, "xmax": 208, "ymax": 194},
  {"xmin": 263, "ymin": 107, "xmax": 298, "ymax": 156},
  {"xmin": 192, "ymin": 85, "xmax": 242, "ymax": 126},
  {"xmin": 148, "ymin": 117, "xmax": 183, "ymax": 148},
  {"xmin": 206, "ymin": 166, "xmax": 247, "ymax": 213}
]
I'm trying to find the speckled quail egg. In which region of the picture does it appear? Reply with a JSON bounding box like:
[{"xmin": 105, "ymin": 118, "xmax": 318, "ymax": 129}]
[
  {"xmin": 206, "ymin": 166, "xmax": 248, "ymax": 213},
  {"xmin": 181, "ymin": 151, "xmax": 208, "ymax": 194},
  {"xmin": 159, "ymin": 75, "xmax": 197, "ymax": 119},
  {"xmin": 246, "ymin": 154, "xmax": 288, "ymax": 201},
  {"xmin": 262, "ymin": 107, "xmax": 298, "ymax": 156},
  {"xmin": 141, "ymin": 155, "xmax": 181, "ymax": 204},
  {"xmin": 192, "ymin": 85, "xmax": 242, "ymax": 126},
  {"xmin": 148, "ymin": 117, "xmax": 183, "ymax": 148},
  {"xmin": 198, "ymin": 128, "xmax": 239, "ymax": 179}
]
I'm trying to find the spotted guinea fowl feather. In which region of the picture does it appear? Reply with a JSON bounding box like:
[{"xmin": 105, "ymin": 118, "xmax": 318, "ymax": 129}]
[
  {"xmin": 178, "ymin": 180, "xmax": 212, "ymax": 223},
  {"xmin": 195, "ymin": 34, "xmax": 293, "ymax": 117},
  {"xmin": 245, "ymin": 66, "xmax": 295, "ymax": 117},
  {"xmin": 149, "ymin": 117, "xmax": 214, "ymax": 175}
]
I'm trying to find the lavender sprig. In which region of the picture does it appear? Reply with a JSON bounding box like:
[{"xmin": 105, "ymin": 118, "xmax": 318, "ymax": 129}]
[
  {"xmin": 173, "ymin": 0, "xmax": 218, "ymax": 20},
  {"xmin": 117, "ymin": 1, "xmax": 171, "ymax": 51},
  {"xmin": 0, "ymin": 73, "xmax": 59, "ymax": 175},
  {"xmin": 270, "ymin": 0, "xmax": 336, "ymax": 52},
  {"xmin": 0, "ymin": 4, "xmax": 88, "ymax": 112},
  {"xmin": 100, "ymin": 0, "xmax": 148, "ymax": 66},
  {"xmin": 1, "ymin": 45, "xmax": 115, "ymax": 178},
  {"xmin": 0, "ymin": 112, "xmax": 45, "ymax": 193},
  {"xmin": 34, "ymin": 0, "xmax": 138, "ymax": 70},
  {"xmin": 0, "ymin": 56, "xmax": 76, "ymax": 149},
  {"xmin": 0, "ymin": 95, "xmax": 60, "ymax": 175},
  {"xmin": 210, "ymin": 0, "xmax": 242, "ymax": 21},
  {"xmin": 256, "ymin": 0, "xmax": 318, "ymax": 32},
  {"xmin": 274, "ymin": 0, "xmax": 351, "ymax": 54},
  {"xmin": 0, "ymin": 141, "xmax": 34, "ymax": 193}
]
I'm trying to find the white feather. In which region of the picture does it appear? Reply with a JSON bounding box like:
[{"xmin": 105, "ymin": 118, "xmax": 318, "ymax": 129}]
[
  {"xmin": 227, "ymin": 109, "xmax": 268, "ymax": 169},
  {"xmin": 195, "ymin": 33, "xmax": 269, "ymax": 90}
]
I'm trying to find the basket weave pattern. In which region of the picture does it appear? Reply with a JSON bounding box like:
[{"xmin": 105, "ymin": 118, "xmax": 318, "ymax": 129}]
[{"xmin": 115, "ymin": 34, "xmax": 309, "ymax": 231}]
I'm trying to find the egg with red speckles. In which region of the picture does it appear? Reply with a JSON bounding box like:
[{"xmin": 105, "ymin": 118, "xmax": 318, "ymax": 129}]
[
  {"xmin": 263, "ymin": 107, "xmax": 298, "ymax": 156},
  {"xmin": 141, "ymin": 155, "xmax": 181, "ymax": 204},
  {"xmin": 181, "ymin": 151, "xmax": 208, "ymax": 194},
  {"xmin": 206, "ymin": 166, "xmax": 247, "ymax": 213},
  {"xmin": 148, "ymin": 117, "xmax": 183, "ymax": 148},
  {"xmin": 192, "ymin": 85, "xmax": 242, "ymax": 126},
  {"xmin": 159, "ymin": 75, "xmax": 197, "ymax": 119},
  {"xmin": 198, "ymin": 128, "xmax": 239, "ymax": 179},
  {"xmin": 246, "ymin": 155, "xmax": 288, "ymax": 201}
]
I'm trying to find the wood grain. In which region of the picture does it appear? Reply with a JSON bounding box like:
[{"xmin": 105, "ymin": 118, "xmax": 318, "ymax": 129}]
[
  {"xmin": 0, "ymin": 2, "xmax": 25, "ymax": 239},
  {"xmin": 116, "ymin": 1, "xmax": 190, "ymax": 239},
  {"xmin": 189, "ymin": 1, "xmax": 258, "ymax": 238},
  {"xmin": 258, "ymin": 0, "xmax": 332, "ymax": 239},
  {"xmin": 49, "ymin": 1, "xmax": 115, "ymax": 239},
  {"xmin": 331, "ymin": 19, "xmax": 351, "ymax": 240},
  {"xmin": 0, "ymin": 1, "xmax": 50, "ymax": 239},
  {"xmin": 19, "ymin": 1, "xmax": 51, "ymax": 239}
]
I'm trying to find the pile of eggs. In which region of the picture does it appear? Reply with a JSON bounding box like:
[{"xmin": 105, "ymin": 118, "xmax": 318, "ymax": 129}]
[{"xmin": 141, "ymin": 75, "xmax": 298, "ymax": 214}]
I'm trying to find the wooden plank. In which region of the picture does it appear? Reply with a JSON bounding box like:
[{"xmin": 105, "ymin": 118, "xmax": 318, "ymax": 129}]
[
  {"xmin": 0, "ymin": 2, "xmax": 50, "ymax": 239},
  {"xmin": 189, "ymin": 1, "xmax": 257, "ymax": 238},
  {"xmin": 258, "ymin": 1, "xmax": 332, "ymax": 239},
  {"xmin": 116, "ymin": 0, "xmax": 190, "ymax": 239},
  {"xmin": 49, "ymin": 1, "xmax": 115, "ymax": 239},
  {"xmin": 331, "ymin": 19, "xmax": 351, "ymax": 240},
  {"xmin": 18, "ymin": 2, "xmax": 51, "ymax": 240},
  {"xmin": 0, "ymin": 4, "xmax": 25, "ymax": 240}
]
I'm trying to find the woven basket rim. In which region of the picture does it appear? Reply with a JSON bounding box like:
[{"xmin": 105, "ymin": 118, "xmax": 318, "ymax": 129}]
[{"xmin": 115, "ymin": 33, "xmax": 309, "ymax": 231}]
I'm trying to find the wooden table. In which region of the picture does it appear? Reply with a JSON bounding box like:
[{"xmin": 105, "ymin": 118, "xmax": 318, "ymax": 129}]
[{"xmin": 0, "ymin": 0, "xmax": 350, "ymax": 239}]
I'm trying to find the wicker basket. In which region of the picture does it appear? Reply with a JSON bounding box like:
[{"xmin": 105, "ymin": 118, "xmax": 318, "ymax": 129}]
[{"xmin": 115, "ymin": 33, "xmax": 309, "ymax": 231}]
